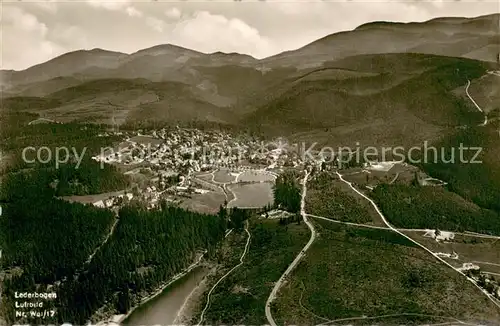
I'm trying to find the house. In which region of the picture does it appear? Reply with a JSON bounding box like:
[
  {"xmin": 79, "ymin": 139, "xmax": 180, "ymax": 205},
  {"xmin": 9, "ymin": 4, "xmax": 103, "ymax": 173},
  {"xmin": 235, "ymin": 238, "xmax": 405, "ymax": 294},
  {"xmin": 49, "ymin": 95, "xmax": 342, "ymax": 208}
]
[
  {"xmin": 93, "ymin": 200, "xmax": 105, "ymax": 208},
  {"xmin": 459, "ymin": 263, "xmax": 480, "ymax": 271},
  {"xmin": 104, "ymin": 198, "xmax": 114, "ymax": 208},
  {"xmin": 194, "ymin": 188, "xmax": 209, "ymax": 194}
]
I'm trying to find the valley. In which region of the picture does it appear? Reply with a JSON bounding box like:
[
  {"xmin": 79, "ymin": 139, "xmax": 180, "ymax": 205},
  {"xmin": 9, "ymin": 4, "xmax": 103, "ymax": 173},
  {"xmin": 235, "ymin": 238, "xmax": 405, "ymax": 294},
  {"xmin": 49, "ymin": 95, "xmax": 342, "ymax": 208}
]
[{"xmin": 1, "ymin": 9, "xmax": 500, "ymax": 326}]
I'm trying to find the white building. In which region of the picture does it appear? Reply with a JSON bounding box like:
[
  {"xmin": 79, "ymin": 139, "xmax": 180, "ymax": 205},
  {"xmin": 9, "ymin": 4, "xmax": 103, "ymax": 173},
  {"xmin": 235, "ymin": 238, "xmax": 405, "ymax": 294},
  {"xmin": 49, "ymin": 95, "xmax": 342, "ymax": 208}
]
[{"xmin": 93, "ymin": 200, "xmax": 105, "ymax": 208}]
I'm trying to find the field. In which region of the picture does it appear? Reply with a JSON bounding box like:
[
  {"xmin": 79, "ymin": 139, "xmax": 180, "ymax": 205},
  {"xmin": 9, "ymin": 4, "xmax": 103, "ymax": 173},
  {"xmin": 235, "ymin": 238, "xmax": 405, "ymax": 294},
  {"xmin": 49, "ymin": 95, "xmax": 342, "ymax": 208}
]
[
  {"xmin": 193, "ymin": 218, "xmax": 310, "ymax": 325},
  {"xmin": 213, "ymin": 169, "xmax": 237, "ymax": 183},
  {"xmin": 178, "ymin": 190, "xmax": 227, "ymax": 214},
  {"xmin": 61, "ymin": 189, "xmax": 128, "ymax": 205},
  {"xmin": 306, "ymin": 172, "xmax": 383, "ymax": 225},
  {"xmin": 228, "ymin": 183, "xmax": 274, "ymax": 208},
  {"xmin": 202, "ymin": 169, "xmax": 275, "ymax": 184},
  {"xmin": 194, "ymin": 173, "xmax": 214, "ymax": 183},
  {"xmin": 342, "ymin": 163, "xmax": 420, "ymax": 188},
  {"xmin": 272, "ymin": 218, "xmax": 500, "ymax": 325},
  {"xmin": 401, "ymin": 230, "xmax": 500, "ymax": 275}
]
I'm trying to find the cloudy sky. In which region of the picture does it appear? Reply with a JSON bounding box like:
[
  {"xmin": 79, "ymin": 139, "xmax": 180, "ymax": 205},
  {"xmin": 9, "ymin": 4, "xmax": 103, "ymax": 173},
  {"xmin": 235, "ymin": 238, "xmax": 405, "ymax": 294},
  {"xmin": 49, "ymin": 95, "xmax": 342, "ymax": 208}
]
[{"xmin": 2, "ymin": 0, "xmax": 498, "ymax": 70}]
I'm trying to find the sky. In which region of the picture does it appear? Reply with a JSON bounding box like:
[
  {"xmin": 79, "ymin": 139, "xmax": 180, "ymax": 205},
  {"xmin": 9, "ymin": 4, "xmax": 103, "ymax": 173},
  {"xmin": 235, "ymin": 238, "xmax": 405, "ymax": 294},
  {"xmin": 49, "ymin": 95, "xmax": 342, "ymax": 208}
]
[{"xmin": 2, "ymin": 0, "xmax": 499, "ymax": 70}]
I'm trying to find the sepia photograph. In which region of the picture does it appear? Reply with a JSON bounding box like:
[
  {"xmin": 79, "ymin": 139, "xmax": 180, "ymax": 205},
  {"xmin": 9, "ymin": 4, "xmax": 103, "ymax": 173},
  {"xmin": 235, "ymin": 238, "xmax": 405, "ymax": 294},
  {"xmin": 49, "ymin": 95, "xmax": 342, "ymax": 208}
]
[{"xmin": 0, "ymin": 0, "xmax": 499, "ymax": 325}]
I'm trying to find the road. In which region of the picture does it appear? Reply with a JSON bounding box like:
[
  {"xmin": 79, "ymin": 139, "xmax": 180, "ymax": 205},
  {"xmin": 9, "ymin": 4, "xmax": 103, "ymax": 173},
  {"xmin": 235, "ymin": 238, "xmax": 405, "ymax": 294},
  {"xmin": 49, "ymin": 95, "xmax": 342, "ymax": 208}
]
[
  {"xmin": 389, "ymin": 172, "xmax": 399, "ymax": 184},
  {"xmin": 487, "ymin": 70, "xmax": 500, "ymax": 77},
  {"xmin": 335, "ymin": 171, "xmax": 500, "ymax": 309},
  {"xmin": 265, "ymin": 169, "xmax": 316, "ymax": 326},
  {"xmin": 196, "ymin": 220, "xmax": 252, "ymax": 326},
  {"xmin": 27, "ymin": 117, "xmax": 55, "ymax": 125},
  {"xmin": 307, "ymin": 213, "xmax": 390, "ymax": 231},
  {"xmin": 465, "ymin": 79, "xmax": 488, "ymax": 126},
  {"xmin": 307, "ymin": 213, "xmax": 500, "ymax": 240}
]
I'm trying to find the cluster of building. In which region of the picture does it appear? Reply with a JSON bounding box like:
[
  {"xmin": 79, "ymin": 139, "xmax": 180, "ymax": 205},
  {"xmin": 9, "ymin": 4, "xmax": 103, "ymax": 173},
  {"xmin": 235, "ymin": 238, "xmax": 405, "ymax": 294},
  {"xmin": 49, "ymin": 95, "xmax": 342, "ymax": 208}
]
[
  {"xmin": 93, "ymin": 192, "xmax": 134, "ymax": 208},
  {"xmin": 93, "ymin": 127, "xmax": 304, "ymax": 179},
  {"xmin": 89, "ymin": 128, "xmax": 307, "ymax": 209},
  {"xmin": 460, "ymin": 263, "xmax": 500, "ymax": 299}
]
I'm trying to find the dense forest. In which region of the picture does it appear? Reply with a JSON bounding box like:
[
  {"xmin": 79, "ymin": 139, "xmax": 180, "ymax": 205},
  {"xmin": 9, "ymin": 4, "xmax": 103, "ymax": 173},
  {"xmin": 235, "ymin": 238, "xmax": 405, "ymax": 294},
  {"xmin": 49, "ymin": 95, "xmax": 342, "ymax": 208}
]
[
  {"xmin": 1, "ymin": 197, "xmax": 227, "ymax": 325},
  {"xmin": 0, "ymin": 186, "xmax": 115, "ymax": 284},
  {"xmin": 306, "ymin": 172, "xmax": 372, "ymax": 223},
  {"xmin": 273, "ymin": 170, "xmax": 301, "ymax": 213},
  {"xmin": 419, "ymin": 127, "xmax": 500, "ymax": 212},
  {"xmin": 371, "ymin": 184, "xmax": 500, "ymax": 234},
  {"xmin": 0, "ymin": 111, "xmax": 130, "ymax": 195},
  {"xmin": 0, "ymin": 113, "xmax": 229, "ymax": 324},
  {"xmin": 0, "ymin": 168, "xmax": 118, "ymax": 324}
]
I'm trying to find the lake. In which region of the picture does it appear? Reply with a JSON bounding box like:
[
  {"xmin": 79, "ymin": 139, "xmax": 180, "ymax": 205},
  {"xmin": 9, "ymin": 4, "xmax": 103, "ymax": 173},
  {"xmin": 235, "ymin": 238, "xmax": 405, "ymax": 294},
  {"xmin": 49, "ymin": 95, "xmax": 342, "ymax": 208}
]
[
  {"xmin": 228, "ymin": 182, "xmax": 274, "ymax": 208},
  {"xmin": 122, "ymin": 266, "xmax": 208, "ymax": 325}
]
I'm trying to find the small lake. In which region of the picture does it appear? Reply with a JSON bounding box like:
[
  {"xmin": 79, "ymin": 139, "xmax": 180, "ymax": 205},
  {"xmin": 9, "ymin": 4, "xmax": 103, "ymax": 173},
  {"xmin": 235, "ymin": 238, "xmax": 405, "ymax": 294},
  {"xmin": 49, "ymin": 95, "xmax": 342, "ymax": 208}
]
[
  {"xmin": 228, "ymin": 182, "xmax": 274, "ymax": 208},
  {"xmin": 122, "ymin": 266, "xmax": 208, "ymax": 325}
]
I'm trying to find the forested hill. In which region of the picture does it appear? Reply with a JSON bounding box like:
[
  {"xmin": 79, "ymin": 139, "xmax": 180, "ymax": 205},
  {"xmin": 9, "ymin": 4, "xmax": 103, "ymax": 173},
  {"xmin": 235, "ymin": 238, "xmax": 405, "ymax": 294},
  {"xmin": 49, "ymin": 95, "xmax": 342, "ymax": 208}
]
[
  {"xmin": 1, "ymin": 198, "xmax": 227, "ymax": 325},
  {"xmin": 0, "ymin": 115, "xmax": 228, "ymax": 325},
  {"xmin": 55, "ymin": 204, "xmax": 226, "ymax": 324}
]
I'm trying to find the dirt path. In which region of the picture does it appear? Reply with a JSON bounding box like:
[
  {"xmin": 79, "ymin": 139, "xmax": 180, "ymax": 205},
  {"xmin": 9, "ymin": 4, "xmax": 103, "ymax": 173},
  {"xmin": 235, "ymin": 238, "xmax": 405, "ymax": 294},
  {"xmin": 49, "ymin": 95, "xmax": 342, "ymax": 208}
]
[
  {"xmin": 265, "ymin": 170, "xmax": 316, "ymax": 326},
  {"xmin": 466, "ymin": 79, "xmax": 488, "ymax": 126},
  {"xmin": 335, "ymin": 171, "xmax": 500, "ymax": 309},
  {"xmin": 196, "ymin": 220, "xmax": 252, "ymax": 326},
  {"xmin": 85, "ymin": 216, "xmax": 119, "ymax": 265}
]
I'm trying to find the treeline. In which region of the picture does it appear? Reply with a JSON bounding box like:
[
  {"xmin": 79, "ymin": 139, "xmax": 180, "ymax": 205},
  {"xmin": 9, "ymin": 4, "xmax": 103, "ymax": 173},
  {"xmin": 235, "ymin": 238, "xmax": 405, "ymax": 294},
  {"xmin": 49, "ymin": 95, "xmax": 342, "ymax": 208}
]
[
  {"xmin": 0, "ymin": 113, "xmax": 130, "ymax": 195},
  {"xmin": 419, "ymin": 127, "xmax": 500, "ymax": 212},
  {"xmin": 0, "ymin": 170, "xmax": 117, "ymax": 324},
  {"xmin": 273, "ymin": 170, "xmax": 301, "ymax": 213},
  {"xmin": 51, "ymin": 161, "xmax": 129, "ymax": 196},
  {"xmin": 1, "ymin": 159, "xmax": 128, "ymax": 199},
  {"xmin": 0, "ymin": 189, "xmax": 115, "ymax": 283},
  {"xmin": 372, "ymin": 184, "xmax": 500, "ymax": 234},
  {"xmin": 306, "ymin": 172, "xmax": 372, "ymax": 223},
  {"xmin": 55, "ymin": 203, "xmax": 226, "ymax": 324},
  {"xmin": 227, "ymin": 207, "xmax": 251, "ymax": 231},
  {"xmin": 2, "ymin": 200, "xmax": 227, "ymax": 325}
]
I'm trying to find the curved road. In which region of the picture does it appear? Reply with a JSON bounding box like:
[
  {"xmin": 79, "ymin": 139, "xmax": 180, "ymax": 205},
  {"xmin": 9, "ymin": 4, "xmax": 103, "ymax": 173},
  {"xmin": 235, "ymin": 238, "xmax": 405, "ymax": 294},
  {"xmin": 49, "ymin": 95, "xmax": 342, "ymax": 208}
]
[
  {"xmin": 196, "ymin": 220, "xmax": 252, "ymax": 326},
  {"xmin": 465, "ymin": 79, "xmax": 488, "ymax": 126},
  {"xmin": 335, "ymin": 171, "xmax": 500, "ymax": 309},
  {"xmin": 265, "ymin": 169, "xmax": 316, "ymax": 326}
]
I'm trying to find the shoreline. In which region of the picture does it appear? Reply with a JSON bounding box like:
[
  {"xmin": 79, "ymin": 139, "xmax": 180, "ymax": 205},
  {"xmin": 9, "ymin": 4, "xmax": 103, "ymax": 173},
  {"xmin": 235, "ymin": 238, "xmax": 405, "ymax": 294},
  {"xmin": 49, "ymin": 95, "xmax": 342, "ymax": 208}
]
[
  {"xmin": 172, "ymin": 266, "xmax": 216, "ymax": 325},
  {"xmin": 96, "ymin": 250, "xmax": 207, "ymax": 326}
]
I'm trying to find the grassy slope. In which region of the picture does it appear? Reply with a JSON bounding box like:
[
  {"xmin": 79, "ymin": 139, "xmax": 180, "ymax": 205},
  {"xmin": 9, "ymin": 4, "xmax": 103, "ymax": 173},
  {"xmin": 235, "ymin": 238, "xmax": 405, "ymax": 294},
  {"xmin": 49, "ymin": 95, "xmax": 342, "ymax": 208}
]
[
  {"xmin": 196, "ymin": 218, "xmax": 309, "ymax": 325},
  {"xmin": 1, "ymin": 78, "xmax": 236, "ymax": 125},
  {"xmin": 273, "ymin": 219, "xmax": 500, "ymax": 325},
  {"xmin": 244, "ymin": 54, "xmax": 488, "ymax": 146},
  {"xmin": 306, "ymin": 172, "xmax": 372, "ymax": 224}
]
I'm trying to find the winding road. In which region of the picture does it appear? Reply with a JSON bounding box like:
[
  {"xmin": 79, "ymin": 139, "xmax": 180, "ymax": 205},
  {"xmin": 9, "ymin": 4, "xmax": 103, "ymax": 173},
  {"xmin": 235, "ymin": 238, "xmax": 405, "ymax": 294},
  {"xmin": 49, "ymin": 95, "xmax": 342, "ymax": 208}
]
[
  {"xmin": 465, "ymin": 79, "xmax": 488, "ymax": 126},
  {"xmin": 196, "ymin": 220, "xmax": 252, "ymax": 326},
  {"xmin": 335, "ymin": 171, "xmax": 500, "ymax": 309},
  {"xmin": 265, "ymin": 169, "xmax": 316, "ymax": 326}
]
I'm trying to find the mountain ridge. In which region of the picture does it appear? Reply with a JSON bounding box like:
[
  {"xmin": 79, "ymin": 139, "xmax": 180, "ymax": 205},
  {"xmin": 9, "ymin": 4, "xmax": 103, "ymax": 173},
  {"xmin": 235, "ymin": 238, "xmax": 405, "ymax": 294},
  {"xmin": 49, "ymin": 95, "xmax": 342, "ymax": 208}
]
[{"xmin": 2, "ymin": 13, "xmax": 498, "ymax": 76}]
